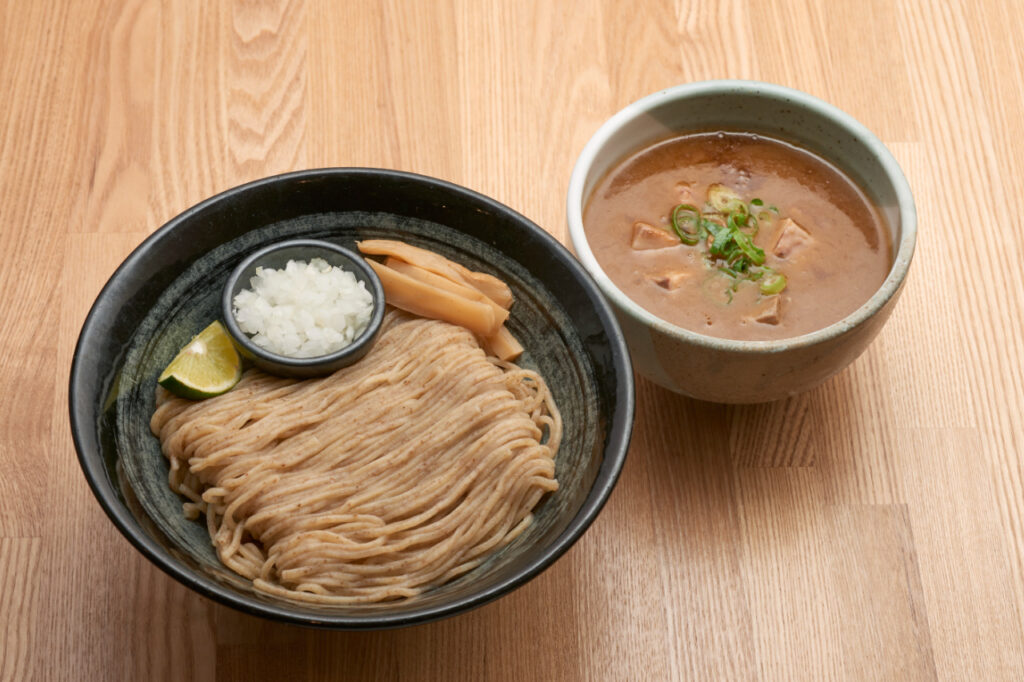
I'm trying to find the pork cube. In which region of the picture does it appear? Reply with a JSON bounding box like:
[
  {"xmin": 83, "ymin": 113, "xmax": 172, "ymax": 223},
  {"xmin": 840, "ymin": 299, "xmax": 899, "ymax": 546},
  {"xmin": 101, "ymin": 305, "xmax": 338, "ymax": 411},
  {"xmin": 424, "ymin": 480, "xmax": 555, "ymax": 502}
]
[
  {"xmin": 649, "ymin": 270, "xmax": 689, "ymax": 290},
  {"xmin": 631, "ymin": 221, "xmax": 679, "ymax": 250},
  {"xmin": 675, "ymin": 181, "xmax": 695, "ymax": 203},
  {"xmin": 751, "ymin": 295, "xmax": 781, "ymax": 325},
  {"xmin": 772, "ymin": 218, "xmax": 812, "ymax": 259}
]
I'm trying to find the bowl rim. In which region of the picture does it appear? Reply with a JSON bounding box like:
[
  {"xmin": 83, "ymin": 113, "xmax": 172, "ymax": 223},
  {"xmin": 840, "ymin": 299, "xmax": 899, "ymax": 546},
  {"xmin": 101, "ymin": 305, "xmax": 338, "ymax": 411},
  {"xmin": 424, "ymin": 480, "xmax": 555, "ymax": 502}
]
[
  {"xmin": 69, "ymin": 167, "xmax": 635, "ymax": 629},
  {"xmin": 566, "ymin": 79, "xmax": 918, "ymax": 353},
  {"xmin": 220, "ymin": 238, "xmax": 386, "ymax": 371}
]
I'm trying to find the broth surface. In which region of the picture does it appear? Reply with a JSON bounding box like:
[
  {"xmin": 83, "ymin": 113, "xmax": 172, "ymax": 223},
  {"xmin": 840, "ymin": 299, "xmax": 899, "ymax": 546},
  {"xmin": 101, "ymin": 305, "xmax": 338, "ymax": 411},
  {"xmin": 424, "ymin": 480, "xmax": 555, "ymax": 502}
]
[{"xmin": 583, "ymin": 132, "xmax": 891, "ymax": 340}]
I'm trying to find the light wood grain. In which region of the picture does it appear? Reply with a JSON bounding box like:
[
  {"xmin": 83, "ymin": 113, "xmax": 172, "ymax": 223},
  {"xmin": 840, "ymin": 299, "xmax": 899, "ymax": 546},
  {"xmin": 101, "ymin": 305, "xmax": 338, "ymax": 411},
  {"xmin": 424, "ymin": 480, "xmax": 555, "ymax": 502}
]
[{"xmin": 3, "ymin": 0, "xmax": 1024, "ymax": 680}]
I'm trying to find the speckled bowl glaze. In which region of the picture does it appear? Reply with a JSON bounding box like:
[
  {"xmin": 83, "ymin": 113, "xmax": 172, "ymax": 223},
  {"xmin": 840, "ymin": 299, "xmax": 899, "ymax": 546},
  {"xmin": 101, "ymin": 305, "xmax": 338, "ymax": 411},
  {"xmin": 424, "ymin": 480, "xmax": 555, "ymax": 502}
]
[
  {"xmin": 567, "ymin": 80, "xmax": 917, "ymax": 403},
  {"xmin": 222, "ymin": 239, "xmax": 386, "ymax": 378},
  {"xmin": 70, "ymin": 168, "xmax": 634, "ymax": 629}
]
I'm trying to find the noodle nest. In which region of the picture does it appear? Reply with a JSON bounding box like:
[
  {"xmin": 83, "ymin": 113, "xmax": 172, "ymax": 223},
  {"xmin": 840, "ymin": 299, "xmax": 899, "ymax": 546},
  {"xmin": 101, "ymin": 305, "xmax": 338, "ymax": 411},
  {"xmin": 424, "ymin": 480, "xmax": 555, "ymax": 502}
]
[{"xmin": 150, "ymin": 310, "xmax": 561, "ymax": 603}]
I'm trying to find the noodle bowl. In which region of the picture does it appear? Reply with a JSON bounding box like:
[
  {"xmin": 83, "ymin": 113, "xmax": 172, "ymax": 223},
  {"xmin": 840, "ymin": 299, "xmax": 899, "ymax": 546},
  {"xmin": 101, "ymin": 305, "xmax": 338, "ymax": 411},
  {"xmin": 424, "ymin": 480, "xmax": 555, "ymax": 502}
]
[{"xmin": 150, "ymin": 310, "xmax": 561, "ymax": 604}]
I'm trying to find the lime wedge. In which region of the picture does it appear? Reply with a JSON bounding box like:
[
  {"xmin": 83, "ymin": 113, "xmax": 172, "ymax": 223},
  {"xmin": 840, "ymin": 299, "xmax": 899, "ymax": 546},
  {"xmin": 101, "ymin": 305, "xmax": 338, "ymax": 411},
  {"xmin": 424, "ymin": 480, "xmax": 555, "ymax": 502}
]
[{"xmin": 158, "ymin": 321, "xmax": 242, "ymax": 399}]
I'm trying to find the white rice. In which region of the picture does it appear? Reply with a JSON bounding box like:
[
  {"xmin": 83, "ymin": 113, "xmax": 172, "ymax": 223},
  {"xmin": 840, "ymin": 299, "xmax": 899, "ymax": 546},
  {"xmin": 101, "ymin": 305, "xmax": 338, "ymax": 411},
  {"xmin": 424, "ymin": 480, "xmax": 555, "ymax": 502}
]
[{"xmin": 232, "ymin": 257, "xmax": 375, "ymax": 358}]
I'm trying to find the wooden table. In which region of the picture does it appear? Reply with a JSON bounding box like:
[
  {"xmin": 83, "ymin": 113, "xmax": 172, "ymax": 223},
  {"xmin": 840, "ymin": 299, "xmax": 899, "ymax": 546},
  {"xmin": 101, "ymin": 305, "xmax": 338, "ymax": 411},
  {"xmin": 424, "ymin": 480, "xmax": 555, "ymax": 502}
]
[{"xmin": 3, "ymin": 1, "xmax": 1023, "ymax": 679}]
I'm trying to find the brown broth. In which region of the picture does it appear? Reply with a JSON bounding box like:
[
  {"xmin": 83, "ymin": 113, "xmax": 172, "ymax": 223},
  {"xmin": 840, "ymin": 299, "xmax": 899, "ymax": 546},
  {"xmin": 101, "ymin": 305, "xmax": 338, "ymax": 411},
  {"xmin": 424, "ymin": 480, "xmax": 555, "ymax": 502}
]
[{"xmin": 583, "ymin": 132, "xmax": 892, "ymax": 340}]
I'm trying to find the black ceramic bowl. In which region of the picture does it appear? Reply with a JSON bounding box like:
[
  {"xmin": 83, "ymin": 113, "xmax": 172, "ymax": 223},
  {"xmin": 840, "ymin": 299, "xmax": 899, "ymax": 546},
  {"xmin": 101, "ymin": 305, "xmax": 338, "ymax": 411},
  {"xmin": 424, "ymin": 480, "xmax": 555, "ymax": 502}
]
[
  {"xmin": 222, "ymin": 239, "xmax": 386, "ymax": 378},
  {"xmin": 69, "ymin": 168, "xmax": 634, "ymax": 629}
]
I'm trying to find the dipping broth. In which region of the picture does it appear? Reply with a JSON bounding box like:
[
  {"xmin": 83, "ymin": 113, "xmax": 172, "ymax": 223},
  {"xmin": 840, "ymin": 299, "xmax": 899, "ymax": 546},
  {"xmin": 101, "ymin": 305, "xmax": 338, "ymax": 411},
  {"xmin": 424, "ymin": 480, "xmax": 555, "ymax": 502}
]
[{"xmin": 582, "ymin": 132, "xmax": 892, "ymax": 341}]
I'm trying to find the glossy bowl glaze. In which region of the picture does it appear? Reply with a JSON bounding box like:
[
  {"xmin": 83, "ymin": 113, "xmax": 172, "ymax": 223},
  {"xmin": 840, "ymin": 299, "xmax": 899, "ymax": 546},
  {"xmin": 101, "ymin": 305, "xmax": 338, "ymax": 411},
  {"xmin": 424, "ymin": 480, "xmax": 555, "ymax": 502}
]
[
  {"xmin": 222, "ymin": 239, "xmax": 385, "ymax": 378},
  {"xmin": 70, "ymin": 168, "xmax": 634, "ymax": 629},
  {"xmin": 567, "ymin": 80, "xmax": 917, "ymax": 403}
]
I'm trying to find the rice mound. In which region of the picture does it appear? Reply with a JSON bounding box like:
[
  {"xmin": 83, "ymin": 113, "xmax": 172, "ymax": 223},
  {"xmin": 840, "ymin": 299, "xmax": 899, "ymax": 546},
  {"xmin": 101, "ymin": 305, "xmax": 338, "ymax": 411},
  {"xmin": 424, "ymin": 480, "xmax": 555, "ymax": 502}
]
[{"xmin": 232, "ymin": 258, "xmax": 374, "ymax": 358}]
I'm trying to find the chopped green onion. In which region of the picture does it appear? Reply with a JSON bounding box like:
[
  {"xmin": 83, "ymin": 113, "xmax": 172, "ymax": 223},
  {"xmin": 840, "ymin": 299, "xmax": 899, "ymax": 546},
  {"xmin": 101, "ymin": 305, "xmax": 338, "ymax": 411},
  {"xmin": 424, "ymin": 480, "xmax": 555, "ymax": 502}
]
[
  {"xmin": 706, "ymin": 221, "xmax": 731, "ymax": 258},
  {"xmin": 733, "ymin": 229, "xmax": 766, "ymax": 266},
  {"xmin": 708, "ymin": 183, "xmax": 746, "ymax": 214},
  {"xmin": 744, "ymin": 212, "xmax": 759, "ymax": 236},
  {"xmin": 661, "ymin": 184, "xmax": 789, "ymax": 303},
  {"xmin": 670, "ymin": 204, "xmax": 702, "ymax": 245},
  {"xmin": 760, "ymin": 272, "xmax": 787, "ymax": 295}
]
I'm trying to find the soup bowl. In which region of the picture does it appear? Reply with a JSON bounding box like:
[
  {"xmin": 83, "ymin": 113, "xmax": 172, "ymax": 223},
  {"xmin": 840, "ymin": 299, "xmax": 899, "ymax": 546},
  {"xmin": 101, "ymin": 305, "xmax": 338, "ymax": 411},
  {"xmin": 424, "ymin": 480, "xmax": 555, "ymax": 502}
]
[
  {"xmin": 70, "ymin": 168, "xmax": 634, "ymax": 628},
  {"xmin": 567, "ymin": 80, "xmax": 916, "ymax": 403}
]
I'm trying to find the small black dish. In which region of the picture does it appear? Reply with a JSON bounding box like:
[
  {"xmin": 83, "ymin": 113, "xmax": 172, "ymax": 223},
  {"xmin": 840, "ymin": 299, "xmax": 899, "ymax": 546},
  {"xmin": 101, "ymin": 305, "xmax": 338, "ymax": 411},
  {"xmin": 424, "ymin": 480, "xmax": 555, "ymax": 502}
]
[{"xmin": 221, "ymin": 239, "xmax": 385, "ymax": 378}]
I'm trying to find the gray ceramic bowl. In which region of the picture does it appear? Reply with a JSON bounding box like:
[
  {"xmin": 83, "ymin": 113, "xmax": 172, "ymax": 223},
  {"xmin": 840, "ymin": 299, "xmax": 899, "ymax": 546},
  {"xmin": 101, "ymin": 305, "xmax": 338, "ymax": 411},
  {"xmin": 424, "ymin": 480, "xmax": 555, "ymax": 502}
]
[
  {"xmin": 69, "ymin": 168, "xmax": 634, "ymax": 629},
  {"xmin": 222, "ymin": 239, "xmax": 386, "ymax": 378},
  {"xmin": 567, "ymin": 80, "xmax": 917, "ymax": 403}
]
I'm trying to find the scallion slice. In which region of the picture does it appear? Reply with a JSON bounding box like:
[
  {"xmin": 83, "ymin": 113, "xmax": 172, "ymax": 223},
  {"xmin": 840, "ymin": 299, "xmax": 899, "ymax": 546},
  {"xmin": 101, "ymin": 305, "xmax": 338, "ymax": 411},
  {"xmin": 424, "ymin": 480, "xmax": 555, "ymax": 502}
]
[{"xmin": 670, "ymin": 204, "xmax": 702, "ymax": 246}]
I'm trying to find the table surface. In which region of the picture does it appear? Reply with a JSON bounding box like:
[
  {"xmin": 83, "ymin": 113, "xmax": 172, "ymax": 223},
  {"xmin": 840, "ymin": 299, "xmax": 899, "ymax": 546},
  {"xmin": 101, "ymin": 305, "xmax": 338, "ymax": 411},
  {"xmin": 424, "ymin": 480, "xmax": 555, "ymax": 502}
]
[{"xmin": 3, "ymin": 1, "xmax": 1024, "ymax": 680}]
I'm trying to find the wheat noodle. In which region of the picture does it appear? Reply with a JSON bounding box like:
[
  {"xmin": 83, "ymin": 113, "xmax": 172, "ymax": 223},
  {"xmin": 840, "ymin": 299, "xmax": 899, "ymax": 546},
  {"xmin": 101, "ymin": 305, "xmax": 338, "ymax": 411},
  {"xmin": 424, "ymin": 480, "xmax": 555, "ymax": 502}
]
[{"xmin": 150, "ymin": 310, "xmax": 560, "ymax": 603}]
